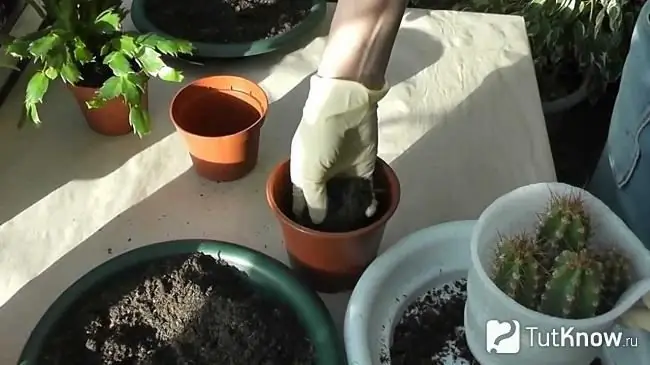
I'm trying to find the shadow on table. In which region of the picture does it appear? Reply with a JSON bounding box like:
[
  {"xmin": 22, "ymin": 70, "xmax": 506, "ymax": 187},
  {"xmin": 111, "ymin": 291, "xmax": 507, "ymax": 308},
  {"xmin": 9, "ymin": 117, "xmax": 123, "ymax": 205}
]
[
  {"xmin": 379, "ymin": 56, "xmax": 554, "ymax": 252},
  {"xmin": 0, "ymin": 29, "xmax": 445, "ymax": 362}
]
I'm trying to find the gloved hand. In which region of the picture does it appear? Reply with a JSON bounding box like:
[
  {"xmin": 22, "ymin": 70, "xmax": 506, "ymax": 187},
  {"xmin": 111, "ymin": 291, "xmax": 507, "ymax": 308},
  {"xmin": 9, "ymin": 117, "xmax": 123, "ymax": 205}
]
[
  {"xmin": 290, "ymin": 75, "xmax": 389, "ymax": 224},
  {"xmin": 620, "ymin": 292, "xmax": 650, "ymax": 331}
]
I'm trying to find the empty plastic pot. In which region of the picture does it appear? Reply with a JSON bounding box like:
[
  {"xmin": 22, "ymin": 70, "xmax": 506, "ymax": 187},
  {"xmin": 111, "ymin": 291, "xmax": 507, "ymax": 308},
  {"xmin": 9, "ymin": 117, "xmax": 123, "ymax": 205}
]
[{"xmin": 170, "ymin": 75, "xmax": 268, "ymax": 182}]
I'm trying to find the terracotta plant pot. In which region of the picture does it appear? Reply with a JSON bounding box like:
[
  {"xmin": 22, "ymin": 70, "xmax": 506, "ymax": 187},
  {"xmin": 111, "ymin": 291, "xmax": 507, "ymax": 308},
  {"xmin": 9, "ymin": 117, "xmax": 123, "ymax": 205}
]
[
  {"xmin": 69, "ymin": 84, "xmax": 148, "ymax": 136},
  {"xmin": 266, "ymin": 158, "xmax": 401, "ymax": 293},
  {"xmin": 170, "ymin": 75, "xmax": 268, "ymax": 182}
]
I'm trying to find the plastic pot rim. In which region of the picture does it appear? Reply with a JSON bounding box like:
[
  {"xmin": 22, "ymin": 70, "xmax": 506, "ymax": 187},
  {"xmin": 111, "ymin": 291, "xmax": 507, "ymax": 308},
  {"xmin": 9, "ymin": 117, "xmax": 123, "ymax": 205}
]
[
  {"xmin": 17, "ymin": 240, "xmax": 344, "ymax": 365},
  {"xmin": 169, "ymin": 75, "xmax": 269, "ymax": 140},
  {"xmin": 266, "ymin": 157, "xmax": 401, "ymax": 238},
  {"xmin": 130, "ymin": 0, "xmax": 328, "ymax": 59},
  {"xmin": 470, "ymin": 182, "xmax": 645, "ymax": 326}
]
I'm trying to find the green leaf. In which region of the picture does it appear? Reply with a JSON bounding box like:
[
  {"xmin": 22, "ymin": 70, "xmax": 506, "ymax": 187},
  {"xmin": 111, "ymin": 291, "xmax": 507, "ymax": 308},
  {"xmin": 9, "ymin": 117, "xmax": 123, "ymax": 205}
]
[
  {"xmin": 158, "ymin": 66, "xmax": 183, "ymax": 82},
  {"xmin": 5, "ymin": 40, "xmax": 29, "ymax": 59},
  {"xmin": 594, "ymin": 8, "xmax": 606, "ymax": 39},
  {"xmin": 26, "ymin": 103, "xmax": 42, "ymax": 124},
  {"xmin": 97, "ymin": 76, "xmax": 123, "ymax": 101},
  {"xmin": 137, "ymin": 33, "xmax": 193, "ymax": 55},
  {"xmin": 121, "ymin": 77, "xmax": 143, "ymax": 105},
  {"xmin": 95, "ymin": 9, "xmax": 122, "ymax": 32},
  {"xmin": 607, "ymin": 1, "xmax": 622, "ymax": 32},
  {"xmin": 44, "ymin": 67, "xmax": 58, "ymax": 79},
  {"xmin": 59, "ymin": 51, "xmax": 81, "ymax": 84},
  {"xmin": 73, "ymin": 38, "xmax": 93, "ymax": 63},
  {"xmin": 129, "ymin": 105, "xmax": 151, "ymax": 137},
  {"xmin": 104, "ymin": 51, "xmax": 133, "ymax": 76},
  {"xmin": 113, "ymin": 35, "xmax": 138, "ymax": 56},
  {"xmin": 135, "ymin": 47, "xmax": 165, "ymax": 76},
  {"xmin": 28, "ymin": 33, "xmax": 60, "ymax": 59},
  {"xmin": 26, "ymin": 71, "xmax": 49, "ymax": 104},
  {"xmin": 24, "ymin": 71, "xmax": 50, "ymax": 125}
]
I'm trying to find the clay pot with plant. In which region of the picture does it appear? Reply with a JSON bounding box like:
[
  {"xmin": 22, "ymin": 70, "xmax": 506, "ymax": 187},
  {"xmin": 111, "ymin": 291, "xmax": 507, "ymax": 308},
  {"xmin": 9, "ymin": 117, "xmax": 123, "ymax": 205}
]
[
  {"xmin": 266, "ymin": 158, "xmax": 401, "ymax": 293},
  {"xmin": 2, "ymin": 0, "xmax": 192, "ymax": 137}
]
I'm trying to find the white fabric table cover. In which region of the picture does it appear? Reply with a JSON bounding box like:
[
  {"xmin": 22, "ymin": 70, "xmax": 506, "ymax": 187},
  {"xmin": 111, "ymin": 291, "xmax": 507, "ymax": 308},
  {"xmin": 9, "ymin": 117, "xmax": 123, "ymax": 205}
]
[{"xmin": 0, "ymin": 4, "xmax": 555, "ymax": 362}]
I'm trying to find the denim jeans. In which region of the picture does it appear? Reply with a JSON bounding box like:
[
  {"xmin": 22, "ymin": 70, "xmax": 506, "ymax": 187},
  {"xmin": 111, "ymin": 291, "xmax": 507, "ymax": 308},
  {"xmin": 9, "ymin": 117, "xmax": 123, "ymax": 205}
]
[{"xmin": 589, "ymin": 0, "xmax": 650, "ymax": 248}]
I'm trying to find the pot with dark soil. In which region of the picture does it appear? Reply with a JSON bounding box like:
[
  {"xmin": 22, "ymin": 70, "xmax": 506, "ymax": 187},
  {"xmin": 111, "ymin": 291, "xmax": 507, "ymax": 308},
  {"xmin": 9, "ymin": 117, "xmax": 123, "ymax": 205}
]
[
  {"xmin": 5, "ymin": 1, "xmax": 192, "ymax": 137},
  {"xmin": 19, "ymin": 240, "xmax": 345, "ymax": 365},
  {"xmin": 266, "ymin": 158, "xmax": 400, "ymax": 293},
  {"xmin": 130, "ymin": 0, "xmax": 328, "ymax": 58},
  {"xmin": 343, "ymin": 221, "xmax": 476, "ymax": 364}
]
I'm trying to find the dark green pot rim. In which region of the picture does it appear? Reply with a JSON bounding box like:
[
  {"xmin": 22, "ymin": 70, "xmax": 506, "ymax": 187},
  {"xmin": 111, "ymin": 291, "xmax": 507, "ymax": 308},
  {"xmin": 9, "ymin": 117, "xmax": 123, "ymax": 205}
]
[
  {"xmin": 18, "ymin": 240, "xmax": 346, "ymax": 365},
  {"xmin": 130, "ymin": 0, "xmax": 328, "ymax": 58}
]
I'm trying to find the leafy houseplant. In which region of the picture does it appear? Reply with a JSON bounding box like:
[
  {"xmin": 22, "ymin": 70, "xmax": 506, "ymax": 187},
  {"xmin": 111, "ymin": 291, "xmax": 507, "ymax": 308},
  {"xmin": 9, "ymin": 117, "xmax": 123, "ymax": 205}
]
[
  {"xmin": 456, "ymin": 0, "xmax": 642, "ymax": 111},
  {"xmin": 3, "ymin": 0, "xmax": 193, "ymax": 136}
]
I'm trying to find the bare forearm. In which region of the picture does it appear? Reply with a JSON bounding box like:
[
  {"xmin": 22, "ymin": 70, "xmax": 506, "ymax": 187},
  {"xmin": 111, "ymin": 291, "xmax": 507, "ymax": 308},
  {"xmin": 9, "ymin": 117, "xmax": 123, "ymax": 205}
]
[{"xmin": 317, "ymin": 0, "xmax": 408, "ymax": 89}]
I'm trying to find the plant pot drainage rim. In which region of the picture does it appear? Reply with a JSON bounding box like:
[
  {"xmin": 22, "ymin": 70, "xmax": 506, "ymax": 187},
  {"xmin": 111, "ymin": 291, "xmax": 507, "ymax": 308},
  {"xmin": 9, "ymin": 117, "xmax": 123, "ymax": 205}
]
[
  {"xmin": 266, "ymin": 158, "xmax": 400, "ymax": 237},
  {"xmin": 18, "ymin": 239, "xmax": 345, "ymax": 365},
  {"xmin": 170, "ymin": 76, "xmax": 269, "ymax": 139},
  {"xmin": 130, "ymin": 0, "xmax": 328, "ymax": 58},
  {"xmin": 343, "ymin": 220, "xmax": 475, "ymax": 365}
]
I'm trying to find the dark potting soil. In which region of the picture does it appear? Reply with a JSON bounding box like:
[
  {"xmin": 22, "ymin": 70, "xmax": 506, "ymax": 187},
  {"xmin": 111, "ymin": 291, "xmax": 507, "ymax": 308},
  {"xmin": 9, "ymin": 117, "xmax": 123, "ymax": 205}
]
[
  {"xmin": 38, "ymin": 252, "xmax": 315, "ymax": 365},
  {"xmin": 144, "ymin": 0, "xmax": 314, "ymax": 44},
  {"xmin": 386, "ymin": 279, "xmax": 478, "ymax": 365},
  {"xmin": 291, "ymin": 177, "xmax": 376, "ymax": 232}
]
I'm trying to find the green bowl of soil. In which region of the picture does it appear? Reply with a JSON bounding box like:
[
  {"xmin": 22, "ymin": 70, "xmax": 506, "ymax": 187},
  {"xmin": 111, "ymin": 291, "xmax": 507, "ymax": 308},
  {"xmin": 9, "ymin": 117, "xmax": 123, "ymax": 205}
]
[
  {"xmin": 18, "ymin": 240, "xmax": 345, "ymax": 365},
  {"xmin": 130, "ymin": 0, "xmax": 328, "ymax": 59}
]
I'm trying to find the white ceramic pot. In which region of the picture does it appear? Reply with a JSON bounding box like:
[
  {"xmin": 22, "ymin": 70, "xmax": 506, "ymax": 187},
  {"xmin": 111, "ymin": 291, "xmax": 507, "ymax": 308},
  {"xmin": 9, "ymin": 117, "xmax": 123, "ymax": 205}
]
[
  {"xmin": 465, "ymin": 182, "xmax": 650, "ymax": 365},
  {"xmin": 344, "ymin": 220, "xmax": 475, "ymax": 365}
]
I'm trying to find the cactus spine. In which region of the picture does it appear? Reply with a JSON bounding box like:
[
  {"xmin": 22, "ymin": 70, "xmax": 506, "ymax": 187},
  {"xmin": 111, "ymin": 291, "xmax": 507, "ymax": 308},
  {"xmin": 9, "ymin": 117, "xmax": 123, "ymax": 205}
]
[{"xmin": 491, "ymin": 192, "xmax": 631, "ymax": 319}]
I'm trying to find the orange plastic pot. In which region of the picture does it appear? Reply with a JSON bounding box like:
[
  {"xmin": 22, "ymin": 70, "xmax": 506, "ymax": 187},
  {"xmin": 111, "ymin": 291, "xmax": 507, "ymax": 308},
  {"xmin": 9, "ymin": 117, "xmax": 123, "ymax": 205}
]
[
  {"xmin": 266, "ymin": 158, "xmax": 401, "ymax": 293},
  {"xmin": 170, "ymin": 76, "xmax": 268, "ymax": 182},
  {"xmin": 69, "ymin": 84, "xmax": 148, "ymax": 136}
]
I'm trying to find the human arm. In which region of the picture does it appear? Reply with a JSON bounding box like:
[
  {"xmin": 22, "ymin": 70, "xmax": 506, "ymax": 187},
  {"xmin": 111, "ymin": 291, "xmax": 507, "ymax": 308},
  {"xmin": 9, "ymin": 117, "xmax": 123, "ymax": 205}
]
[{"xmin": 289, "ymin": 0, "xmax": 408, "ymax": 224}]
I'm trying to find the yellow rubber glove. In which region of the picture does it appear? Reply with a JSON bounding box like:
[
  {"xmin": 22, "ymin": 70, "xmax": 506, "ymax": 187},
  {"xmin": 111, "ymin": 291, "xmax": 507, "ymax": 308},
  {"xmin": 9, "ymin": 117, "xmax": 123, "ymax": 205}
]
[
  {"xmin": 290, "ymin": 75, "xmax": 389, "ymax": 224},
  {"xmin": 620, "ymin": 292, "xmax": 650, "ymax": 331}
]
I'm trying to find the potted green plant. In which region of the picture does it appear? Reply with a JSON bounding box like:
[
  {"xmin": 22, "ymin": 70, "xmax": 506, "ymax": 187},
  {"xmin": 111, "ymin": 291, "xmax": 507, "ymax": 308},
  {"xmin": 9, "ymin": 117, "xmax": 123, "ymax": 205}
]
[
  {"xmin": 465, "ymin": 183, "xmax": 650, "ymax": 364},
  {"xmin": 456, "ymin": 0, "xmax": 641, "ymax": 114},
  {"xmin": 2, "ymin": 0, "xmax": 193, "ymax": 136}
]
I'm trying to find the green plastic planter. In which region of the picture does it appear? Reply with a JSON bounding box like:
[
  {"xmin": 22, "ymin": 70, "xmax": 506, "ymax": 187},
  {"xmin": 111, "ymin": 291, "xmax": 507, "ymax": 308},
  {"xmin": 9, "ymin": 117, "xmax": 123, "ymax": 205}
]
[
  {"xmin": 130, "ymin": 0, "xmax": 327, "ymax": 58},
  {"xmin": 18, "ymin": 240, "xmax": 345, "ymax": 365}
]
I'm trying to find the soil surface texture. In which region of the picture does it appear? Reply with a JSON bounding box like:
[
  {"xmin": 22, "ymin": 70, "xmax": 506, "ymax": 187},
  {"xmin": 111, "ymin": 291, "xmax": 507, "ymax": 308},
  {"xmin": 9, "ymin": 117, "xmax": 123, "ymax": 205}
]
[
  {"xmin": 386, "ymin": 279, "xmax": 477, "ymax": 365},
  {"xmin": 38, "ymin": 252, "xmax": 315, "ymax": 365},
  {"xmin": 144, "ymin": 0, "xmax": 314, "ymax": 44},
  {"xmin": 292, "ymin": 177, "xmax": 376, "ymax": 232}
]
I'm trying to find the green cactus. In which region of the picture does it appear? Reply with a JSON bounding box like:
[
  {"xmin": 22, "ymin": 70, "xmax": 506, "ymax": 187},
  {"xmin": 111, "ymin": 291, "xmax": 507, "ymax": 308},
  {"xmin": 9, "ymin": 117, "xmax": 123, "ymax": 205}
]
[
  {"xmin": 538, "ymin": 249, "xmax": 604, "ymax": 319},
  {"xmin": 489, "ymin": 192, "xmax": 631, "ymax": 319},
  {"xmin": 491, "ymin": 234, "xmax": 543, "ymax": 309},
  {"xmin": 535, "ymin": 193, "xmax": 590, "ymax": 262},
  {"xmin": 592, "ymin": 247, "xmax": 631, "ymax": 313}
]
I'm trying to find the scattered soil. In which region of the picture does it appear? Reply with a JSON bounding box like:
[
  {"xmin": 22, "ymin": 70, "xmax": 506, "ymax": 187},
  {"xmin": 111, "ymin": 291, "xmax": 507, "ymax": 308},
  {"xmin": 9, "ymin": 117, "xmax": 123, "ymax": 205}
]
[
  {"xmin": 144, "ymin": 0, "xmax": 314, "ymax": 44},
  {"xmin": 387, "ymin": 279, "xmax": 477, "ymax": 365},
  {"xmin": 38, "ymin": 252, "xmax": 315, "ymax": 365},
  {"xmin": 385, "ymin": 278, "xmax": 605, "ymax": 364},
  {"xmin": 291, "ymin": 177, "xmax": 376, "ymax": 232}
]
